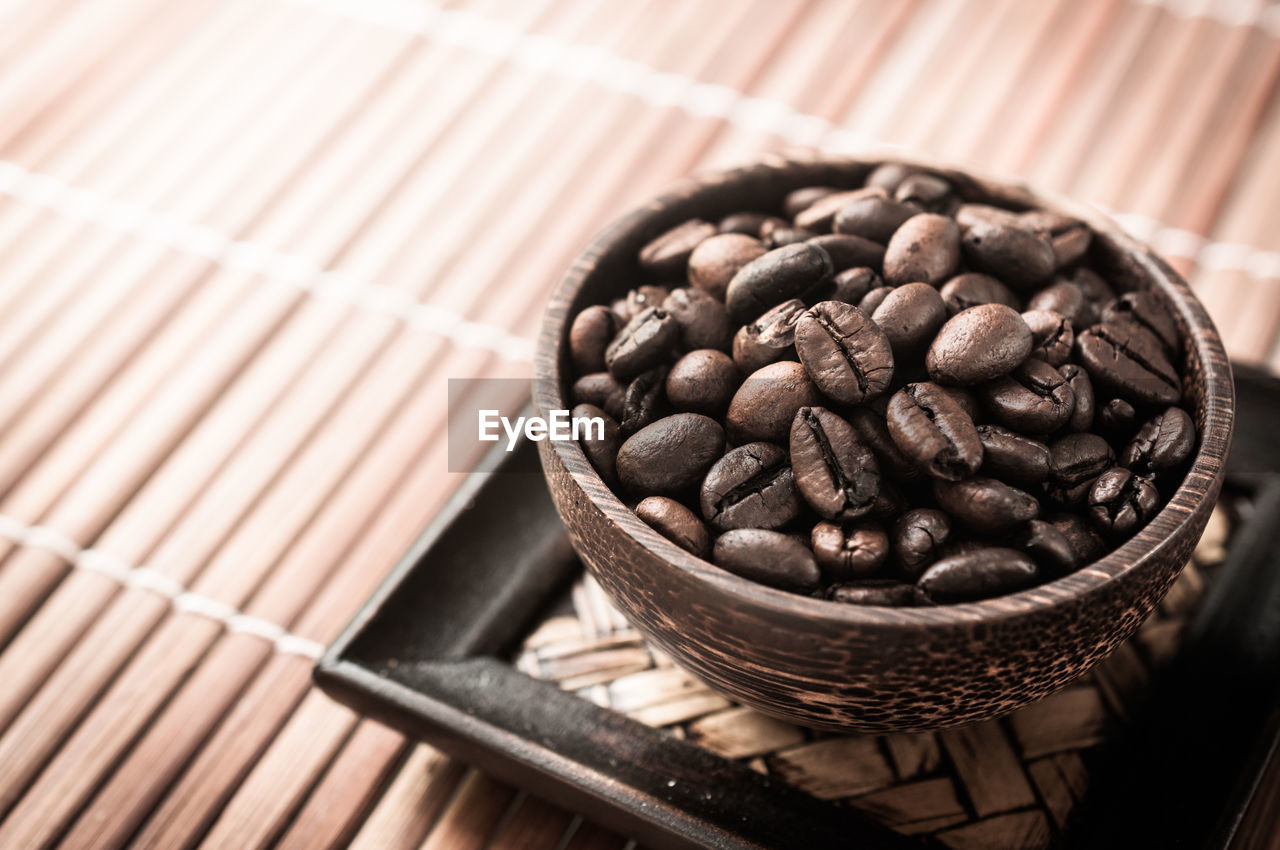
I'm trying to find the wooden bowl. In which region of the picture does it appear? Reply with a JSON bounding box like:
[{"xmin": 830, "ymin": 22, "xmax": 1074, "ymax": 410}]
[{"xmin": 534, "ymin": 154, "xmax": 1234, "ymax": 732}]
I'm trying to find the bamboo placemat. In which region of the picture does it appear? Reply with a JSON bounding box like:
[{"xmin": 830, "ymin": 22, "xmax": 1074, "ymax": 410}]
[{"xmin": 0, "ymin": 1, "xmax": 1276, "ymax": 848}]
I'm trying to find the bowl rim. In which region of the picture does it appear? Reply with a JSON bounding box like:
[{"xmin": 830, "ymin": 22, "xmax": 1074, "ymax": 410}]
[{"xmin": 534, "ymin": 153, "xmax": 1235, "ymax": 629}]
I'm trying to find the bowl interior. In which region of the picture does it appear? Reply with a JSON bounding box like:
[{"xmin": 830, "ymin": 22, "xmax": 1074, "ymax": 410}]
[{"xmin": 534, "ymin": 155, "xmax": 1234, "ymax": 629}]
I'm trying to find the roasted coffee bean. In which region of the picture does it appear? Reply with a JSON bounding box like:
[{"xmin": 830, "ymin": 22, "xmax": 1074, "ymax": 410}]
[
  {"xmin": 569, "ymin": 305, "xmax": 617, "ymax": 375},
  {"xmin": 639, "ymin": 219, "xmax": 716, "ymax": 277},
  {"xmin": 688, "ymin": 233, "xmax": 768, "ymax": 301},
  {"xmin": 926, "ymin": 304, "xmax": 1033, "ymax": 385},
  {"xmin": 1059, "ymin": 364, "xmax": 1095, "ymax": 431},
  {"xmin": 886, "ymin": 382, "xmax": 983, "ymax": 480},
  {"xmin": 1023, "ymin": 309, "xmax": 1074, "ymax": 367},
  {"xmin": 865, "ymin": 162, "xmax": 914, "ymax": 193},
  {"xmin": 1020, "ymin": 210, "xmax": 1091, "ymax": 269},
  {"xmin": 884, "ymin": 213, "xmax": 961, "ymax": 286},
  {"xmin": 762, "ymin": 222, "xmax": 817, "ymax": 249},
  {"xmin": 1121, "ymin": 406, "xmax": 1195, "ymax": 474},
  {"xmin": 833, "ymin": 195, "xmax": 918, "ymax": 243},
  {"xmin": 700, "ymin": 442, "xmax": 801, "ymax": 531},
  {"xmin": 918, "ymin": 547, "xmax": 1038, "ymax": 602},
  {"xmin": 826, "ymin": 580, "xmax": 922, "ymax": 607},
  {"xmin": 1018, "ymin": 519, "xmax": 1080, "ymax": 576},
  {"xmin": 933, "ymin": 477, "xmax": 1040, "ymax": 534},
  {"xmin": 857, "ymin": 286, "xmax": 894, "ymax": 316},
  {"xmin": 725, "ymin": 242, "xmax": 835, "ymax": 323},
  {"xmin": 893, "ymin": 508, "xmax": 951, "ymax": 577},
  {"xmin": 809, "ymin": 266, "xmax": 880, "ymax": 306},
  {"xmin": 870, "ymin": 479, "xmax": 907, "ymax": 520},
  {"xmin": 954, "ymin": 203, "xmax": 1021, "ymax": 231},
  {"xmin": 616, "ymin": 413, "xmax": 725, "ymax": 496},
  {"xmin": 1048, "ymin": 433, "xmax": 1115, "ymax": 505},
  {"xmin": 1088, "ymin": 467, "xmax": 1160, "ymax": 536},
  {"xmin": 808, "ymin": 233, "xmax": 885, "ymax": 272},
  {"xmin": 936, "ymin": 386, "xmax": 984, "ymax": 424},
  {"xmin": 666, "ymin": 349, "xmax": 739, "ymax": 417},
  {"xmin": 794, "ymin": 301, "xmax": 895, "ymax": 404},
  {"xmin": 605, "ymin": 306, "xmax": 679, "ymax": 380},
  {"xmin": 732, "ymin": 326, "xmax": 792, "ymax": 374},
  {"xmin": 619, "ymin": 367, "xmax": 667, "ymax": 436},
  {"xmin": 635, "ymin": 496, "xmax": 711, "ymax": 558},
  {"xmin": 725, "ymin": 360, "xmax": 823, "ymax": 443},
  {"xmin": 718, "ymin": 211, "xmax": 771, "ymax": 236},
  {"xmin": 847, "ymin": 407, "xmax": 920, "ymax": 481},
  {"xmin": 574, "ymin": 403, "xmax": 621, "ymax": 486},
  {"xmin": 1103, "ymin": 291, "xmax": 1179, "ymax": 354},
  {"xmin": 894, "ymin": 172, "xmax": 952, "ymax": 210},
  {"xmin": 625, "ymin": 285, "xmax": 670, "ymax": 319},
  {"xmin": 662, "ymin": 288, "xmax": 732, "ymax": 351},
  {"xmin": 1027, "ymin": 280, "xmax": 1087, "ymax": 326},
  {"xmin": 977, "ymin": 425, "xmax": 1051, "ymax": 485},
  {"xmin": 1075, "ymin": 321, "xmax": 1180, "ymax": 405},
  {"xmin": 783, "ymin": 185, "xmax": 840, "ymax": 218},
  {"xmin": 714, "ymin": 529, "xmax": 821, "ymax": 593},
  {"xmin": 980, "ymin": 359, "xmax": 1075, "ymax": 435},
  {"xmin": 872, "ymin": 283, "xmax": 947, "ymax": 358},
  {"xmin": 1097, "ymin": 397, "xmax": 1138, "ymax": 437},
  {"xmin": 794, "ymin": 188, "xmax": 880, "ymax": 232},
  {"xmin": 812, "ymin": 520, "xmax": 889, "ymax": 579},
  {"xmin": 1047, "ymin": 512, "xmax": 1107, "ymax": 563},
  {"xmin": 790, "ymin": 407, "xmax": 880, "ymax": 520},
  {"xmin": 744, "ymin": 298, "xmax": 807, "ymax": 350},
  {"xmin": 961, "ymin": 219, "xmax": 1056, "ymax": 289},
  {"xmin": 1069, "ymin": 268, "xmax": 1116, "ymax": 326},
  {"xmin": 572, "ymin": 372, "xmax": 626, "ymax": 420},
  {"xmin": 940, "ymin": 273, "xmax": 1020, "ymax": 317}
]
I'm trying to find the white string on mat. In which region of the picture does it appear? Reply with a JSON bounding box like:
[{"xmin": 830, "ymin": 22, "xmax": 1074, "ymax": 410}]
[{"xmin": 0, "ymin": 512, "xmax": 326, "ymax": 660}]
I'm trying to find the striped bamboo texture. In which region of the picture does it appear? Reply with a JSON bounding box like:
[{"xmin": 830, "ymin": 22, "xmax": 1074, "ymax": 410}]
[{"xmin": 0, "ymin": 0, "xmax": 1274, "ymax": 847}]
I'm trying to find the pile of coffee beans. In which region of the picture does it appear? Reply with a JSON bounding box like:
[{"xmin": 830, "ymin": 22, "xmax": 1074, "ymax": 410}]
[{"xmin": 568, "ymin": 163, "xmax": 1196, "ymax": 605}]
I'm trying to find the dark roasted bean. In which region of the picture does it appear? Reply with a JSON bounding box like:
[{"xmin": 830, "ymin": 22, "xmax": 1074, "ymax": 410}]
[
  {"xmin": 1027, "ymin": 279, "xmax": 1087, "ymax": 326},
  {"xmin": 886, "ymin": 382, "xmax": 983, "ymax": 480},
  {"xmin": 783, "ymin": 186, "xmax": 840, "ymax": 218},
  {"xmin": 616, "ymin": 413, "xmax": 725, "ymax": 496},
  {"xmin": 725, "ymin": 361, "xmax": 823, "ymax": 443},
  {"xmin": 666, "ymin": 349, "xmax": 739, "ymax": 417},
  {"xmin": 1069, "ymin": 268, "xmax": 1116, "ymax": 326},
  {"xmin": 725, "ymin": 242, "xmax": 835, "ymax": 323},
  {"xmin": 833, "ymin": 195, "xmax": 918, "ymax": 243},
  {"xmin": 893, "ymin": 508, "xmax": 951, "ymax": 577},
  {"xmin": 884, "ymin": 213, "xmax": 961, "ymax": 286},
  {"xmin": 857, "ymin": 286, "xmax": 894, "ymax": 316},
  {"xmin": 894, "ymin": 173, "xmax": 952, "ymax": 210},
  {"xmin": 872, "ymin": 283, "xmax": 947, "ymax": 357},
  {"xmin": 625, "ymin": 285, "xmax": 670, "ymax": 318},
  {"xmin": 1075, "ymin": 321, "xmax": 1181, "ymax": 405},
  {"xmin": 572, "ymin": 372, "xmax": 626, "ymax": 420},
  {"xmin": 1059, "ymin": 364, "xmax": 1095, "ymax": 431},
  {"xmin": 700, "ymin": 442, "xmax": 801, "ymax": 531},
  {"xmin": 865, "ymin": 162, "xmax": 914, "ymax": 193},
  {"xmin": 1018, "ymin": 519, "xmax": 1080, "ymax": 577},
  {"xmin": 960, "ymin": 219, "xmax": 1056, "ymax": 289},
  {"xmin": 732, "ymin": 325, "xmax": 792, "ymax": 374},
  {"xmin": 870, "ymin": 479, "xmax": 907, "ymax": 520},
  {"xmin": 619, "ymin": 367, "xmax": 667, "ymax": 436},
  {"xmin": 926, "ymin": 304, "xmax": 1033, "ymax": 385},
  {"xmin": 569, "ymin": 305, "xmax": 617, "ymax": 375},
  {"xmin": 1048, "ymin": 433, "xmax": 1115, "ymax": 505},
  {"xmin": 812, "ymin": 520, "xmax": 889, "ymax": 579},
  {"xmin": 936, "ymin": 386, "xmax": 984, "ymax": 424},
  {"xmin": 790, "ymin": 407, "xmax": 880, "ymax": 520},
  {"xmin": 1020, "ymin": 210, "xmax": 1091, "ymax": 269},
  {"xmin": 918, "ymin": 547, "xmax": 1038, "ymax": 602},
  {"xmin": 826, "ymin": 579, "xmax": 922, "ymax": 606},
  {"xmin": 662, "ymin": 288, "xmax": 732, "ymax": 351},
  {"xmin": 605, "ymin": 306, "xmax": 679, "ymax": 380},
  {"xmin": 688, "ymin": 233, "xmax": 768, "ymax": 301},
  {"xmin": 635, "ymin": 496, "xmax": 711, "ymax": 558},
  {"xmin": 717, "ymin": 211, "xmax": 771, "ymax": 236},
  {"xmin": 1097, "ymin": 397, "xmax": 1138, "ymax": 438},
  {"xmin": 940, "ymin": 273, "xmax": 1021, "ymax": 317},
  {"xmin": 574, "ymin": 403, "xmax": 621, "ymax": 486},
  {"xmin": 808, "ymin": 233, "xmax": 885, "ymax": 272},
  {"xmin": 977, "ymin": 425, "xmax": 1051, "ymax": 485},
  {"xmin": 955, "ymin": 203, "xmax": 1021, "ymax": 230},
  {"xmin": 1023, "ymin": 309, "xmax": 1074, "ymax": 366},
  {"xmin": 794, "ymin": 188, "xmax": 881, "ymax": 232},
  {"xmin": 762, "ymin": 223, "xmax": 817, "ymax": 249},
  {"xmin": 807, "ymin": 266, "xmax": 880, "ymax": 306},
  {"xmin": 980, "ymin": 359, "xmax": 1075, "ymax": 435},
  {"xmin": 1103, "ymin": 291, "xmax": 1179, "ymax": 354},
  {"xmin": 933, "ymin": 478, "xmax": 1040, "ymax": 534},
  {"xmin": 714, "ymin": 529, "xmax": 821, "ymax": 593},
  {"xmin": 794, "ymin": 301, "xmax": 895, "ymax": 404},
  {"xmin": 847, "ymin": 407, "xmax": 921, "ymax": 481},
  {"xmin": 1120, "ymin": 406, "xmax": 1196, "ymax": 474},
  {"xmin": 1088, "ymin": 467, "xmax": 1160, "ymax": 536},
  {"xmin": 639, "ymin": 219, "xmax": 716, "ymax": 277},
  {"xmin": 1047, "ymin": 513, "xmax": 1107, "ymax": 563}
]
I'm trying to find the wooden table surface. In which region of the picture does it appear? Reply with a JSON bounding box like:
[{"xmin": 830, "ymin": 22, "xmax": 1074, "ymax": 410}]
[{"xmin": 0, "ymin": 1, "xmax": 1277, "ymax": 848}]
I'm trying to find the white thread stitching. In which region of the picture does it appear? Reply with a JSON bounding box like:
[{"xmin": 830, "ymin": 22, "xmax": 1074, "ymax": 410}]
[{"xmin": 0, "ymin": 513, "xmax": 326, "ymax": 660}]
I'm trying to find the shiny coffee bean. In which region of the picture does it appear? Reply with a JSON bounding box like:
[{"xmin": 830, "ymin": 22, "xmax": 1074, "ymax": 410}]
[
  {"xmin": 713, "ymin": 529, "xmax": 821, "ymax": 593},
  {"xmin": 812, "ymin": 520, "xmax": 889, "ymax": 580},
  {"xmin": 847, "ymin": 407, "xmax": 920, "ymax": 481},
  {"xmin": 569, "ymin": 305, "xmax": 617, "ymax": 375},
  {"xmin": 1027, "ymin": 280, "xmax": 1087, "ymax": 326},
  {"xmin": 616, "ymin": 413, "xmax": 724, "ymax": 496},
  {"xmin": 794, "ymin": 188, "xmax": 880, "ymax": 232},
  {"xmin": 893, "ymin": 508, "xmax": 951, "ymax": 578},
  {"xmin": 725, "ymin": 360, "xmax": 822, "ymax": 443},
  {"xmin": 857, "ymin": 286, "xmax": 894, "ymax": 316},
  {"xmin": 1020, "ymin": 210, "xmax": 1092, "ymax": 269},
  {"xmin": 663, "ymin": 288, "xmax": 731, "ymax": 351},
  {"xmin": 574, "ymin": 403, "xmax": 621, "ymax": 486},
  {"xmin": 635, "ymin": 496, "xmax": 711, "ymax": 559},
  {"xmin": 783, "ymin": 186, "xmax": 840, "ymax": 218},
  {"xmin": 639, "ymin": 219, "xmax": 716, "ymax": 277},
  {"xmin": 1075, "ymin": 321, "xmax": 1181, "ymax": 405},
  {"xmin": 688, "ymin": 233, "xmax": 767, "ymax": 301},
  {"xmin": 625, "ymin": 285, "xmax": 670, "ymax": 319},
  {"xmin": 1023, "ymin": 309, "xmax": 1074, "ymax": 367},
  {"xmin": 572, "ymin": 372, "xmax": 626, "ymax": 420},
  {"xmin": 732, "ymin": 327, "xmax": 791, "ymax": 374},
  {"xmin": 1058, "ymin": 364, "xmax": 1095, "ymax": 431},
  {"xmin": 1067, "ymin": 268, "xmax": 1116, "ymax": 327},
  {"xmin": 666, "ymin": 349, "xmax": 739, "ymax": 417},
  {"xmin": 1048, "ymin": 433, "xmax": 1115, "ymax": 505},
  {"xmin": 894, "ymin": 173, "xmax": 951, "ymax": 210},
  {"xmin": 739, "ymin": 298, "xmax": 807, "ymax": 353},
  {"xmin": 718, "ymin": 211, "xmax": 770, "ymax": 236},
  {"xmin": 960, "ymin": 219, "xmax": 1056, "ymax": 289},
  {"xmin": 977, "ymin": 425, "xmax": 1051, "ymax": 485},
  {"xmin": 1120, "ymin": 407, "xmax": 1195, "ymax": 474},
  {"xmin": 794, "ymin": 301, "xmax": 895, "ymax": 404},
  {"xmin": 809, "ymin": 266, "xmax": 880, "ymax": 306},
  {"xmin": 918, "ymin": 547, "xmax": 1038, "ymax": 602},
  {"xmin": 940, "ymin": 273, "xmax": 1021, "ymax": 317},
  {"xmin": 1047, "ymin": 513, "xmax": 1107, "ymax": 563},
  {"xmin": 872, "ymin": 283, "xmax": 947, "ymax": 357},
  {"xmin": 884, "ymin": 213, "xmax": 961, "ymax": 286},
  {"xmin": 1097, "ymin": 397, "xmax": 1138, "ymax": 438},
  {"xmin": 762, "ymin": 222, "xmax": 817, "ymax": 248},
  {"xmin": 1088, "ymin": 467, "xmax": 1160, "ymax": 537},
  {"xmin": 1018, "ymin": 519, "xmax": 1080, "ymax": 576},
  {"xmin": 926, "ymin": 304, "xmax": 1033, "ymax": 385},
  {"xmin": 826, "ymin": 580, "xmax": 922, "ymax": 607},
  {"xmin": 725, "ymin": 242, "xmax": 834, "ymax": 323},
  {"xmin": 808, "ymin": 233, "xmax": 885, "ymax": 272},
  {"xmin": 1103, "ymin": 291, "xmax": 1179, "ymax": 354},
  {"xmin": 980, "ymin": 359, "xmax": 1075, "ymax": 435},
  {"xmin": 933, "ymin": 477, "xmax": 1040, "ymax": 534},
  {"xmin": 700, "ymin": 442, "xmax": 801, "ymax": 531},
  {"xmin": 886, "ymin": 382, "xmax": 983, "ymax": 480},
  {"xmin": 790, "ymin": 407, "xmax": 880, "ymax": 520},
  {"xmin": 619, "ymin": 367, "xmax": 667, "ymax": 436},
  {"xmin": 605, "ymin": 306, "xmax": 679, "ymax": 380},
  {"xmin": 833, "ymin": 195, "xmax": 918, "ymax": 243}
]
